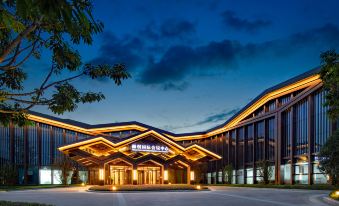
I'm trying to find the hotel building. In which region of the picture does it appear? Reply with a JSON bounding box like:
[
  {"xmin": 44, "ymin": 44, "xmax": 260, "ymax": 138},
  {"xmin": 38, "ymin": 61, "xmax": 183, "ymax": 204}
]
[{"xmin": 0, "ymin": 68, "xmax": 336, "ymax": 185}]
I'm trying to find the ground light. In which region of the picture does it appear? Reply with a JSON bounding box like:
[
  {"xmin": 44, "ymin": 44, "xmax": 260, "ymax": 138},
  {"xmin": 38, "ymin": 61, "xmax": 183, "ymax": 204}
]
[
  {"xmin": 112, "ymin": 186, "xmax": 117, "ymax": 191},
  {"xmin": 81, "ymin": 183, "xmax": 85, "ymax": 187},
  {"xmin": 336, "ymin": 191, "xmax": 339, "ymax": 196},
  {"xmin": 196, "ymin": 185, "xmax": 201, "ymax": 190}
]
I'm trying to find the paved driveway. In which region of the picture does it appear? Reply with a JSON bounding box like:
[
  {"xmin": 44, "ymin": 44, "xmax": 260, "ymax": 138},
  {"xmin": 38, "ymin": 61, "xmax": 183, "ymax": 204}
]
[{"xmin": 0, "ymin": 186, "xmax": 333, "ymax": 206}]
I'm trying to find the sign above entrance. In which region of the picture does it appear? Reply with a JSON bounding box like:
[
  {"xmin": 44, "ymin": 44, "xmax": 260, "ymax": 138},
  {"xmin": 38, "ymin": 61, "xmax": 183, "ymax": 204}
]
[{"xmin": 131, "ymin": 143, "xmax": 169, "ymax": 153}]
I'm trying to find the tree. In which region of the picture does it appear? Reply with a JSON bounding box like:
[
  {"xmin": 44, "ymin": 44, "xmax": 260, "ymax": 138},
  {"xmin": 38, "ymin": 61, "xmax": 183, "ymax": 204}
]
[
  {"xmin": 256, "ymin": 160, "xmax": 273, "ymax": 184},
  {"xmin": 0, "ymin": 0, "xmax": 130, "ymax": 126},
  {"xmin": 52, "ymin": 155, "xmax": 75, "ymax": 185},
  {"xmin": 318, "ymin": 131, "xmax": 339, "ymax": 185},
  {"xmin": 319, "ymin": 49, "xmax": 339, "ymax": 185},
  {"xmin": 223, "ymin": 164, "xmax": 233, "ymax": 184},
  {"xmin": 0, "ymin": 162, "xmax": 18, "ymax": 185},
  {"xmin": 319, "ymin": 50, "xmax": 339, "ymax": 119}
]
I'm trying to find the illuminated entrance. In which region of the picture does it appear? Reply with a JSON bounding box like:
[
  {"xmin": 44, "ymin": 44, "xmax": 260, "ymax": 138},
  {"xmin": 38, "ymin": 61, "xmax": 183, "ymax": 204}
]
[
  {"xmin": 137, "ymin": 166, "xmax": 161, "ymax": 184},
  {"xmin": 58, "ymin": 130, "xmax": 222, "ymax": 185},
  {"xmin": 109, "ymin": 166, "xmax": 132, "ymax": 185}
]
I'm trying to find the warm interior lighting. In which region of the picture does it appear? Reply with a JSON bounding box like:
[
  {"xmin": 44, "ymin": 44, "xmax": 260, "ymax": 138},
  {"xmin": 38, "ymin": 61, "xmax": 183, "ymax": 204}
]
[
  {"xmin": 190, "ymin": 171, "xmax": 195, "ymax": 181},
  {"xmin": 112, "ymin": 186, "xmax": 117, "ymax": 191},
  {"xmin": 196, "ymin": 185, "xmax": 201, "ymax": 190},
  {"xmin": 133, "ymin": 169, "xmax": 137, "ymax": 181},
  {"xmin": 164, "ymin": 170, "xmax": 168, "ymax": 181},
  {"xmin": 99, "ymin": 168, "xmax": 104, "ymax": 181}
]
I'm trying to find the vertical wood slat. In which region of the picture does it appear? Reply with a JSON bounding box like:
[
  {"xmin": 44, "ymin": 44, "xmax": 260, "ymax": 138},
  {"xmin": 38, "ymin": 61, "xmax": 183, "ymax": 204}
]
[
  {"xmin": 307, "ymin": 95, "xmax": 314, "ymax": 185},
  {"xmin": 50, "ymin": 126, "xmax": 54, "ymax": 185},
  {"xmin": 37, "ymin": 123, "xmax": 42, "ymax": 167},
  {"xmin": 24, "ymin": 125, "xmax": 29, "ymax": 184},
  {"xmin": 10, "ymin": 122, "xmax": 14, "ymax": 164}
]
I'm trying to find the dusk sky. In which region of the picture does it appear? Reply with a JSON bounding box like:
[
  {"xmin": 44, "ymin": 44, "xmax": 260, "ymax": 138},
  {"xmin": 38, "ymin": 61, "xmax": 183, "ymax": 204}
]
[{"xmin": 30, "ymin": 0, "xmax": 339, "ymax": 133}]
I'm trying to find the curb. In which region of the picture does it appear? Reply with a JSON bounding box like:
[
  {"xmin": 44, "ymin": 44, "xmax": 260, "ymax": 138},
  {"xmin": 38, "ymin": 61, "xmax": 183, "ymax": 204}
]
[
  {"xmin": 86, "ymin": 189, "xmax": 210, "ymax": 193},
  {"xmin": 323, "ymin": 197, "xmax": 339, "ymax": 205}
]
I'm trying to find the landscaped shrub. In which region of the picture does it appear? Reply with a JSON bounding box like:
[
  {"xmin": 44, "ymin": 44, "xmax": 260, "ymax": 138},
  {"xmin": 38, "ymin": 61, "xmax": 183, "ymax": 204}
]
[{"xmin": 0, "ymin": 201, "xmax": 53, "ymax": 206}]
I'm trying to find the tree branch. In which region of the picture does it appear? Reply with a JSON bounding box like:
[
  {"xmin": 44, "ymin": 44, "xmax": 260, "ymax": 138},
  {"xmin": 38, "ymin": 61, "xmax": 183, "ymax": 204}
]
[{"xmin": 0, "ymin": 23, "xmax": 39, "ymax": 63}]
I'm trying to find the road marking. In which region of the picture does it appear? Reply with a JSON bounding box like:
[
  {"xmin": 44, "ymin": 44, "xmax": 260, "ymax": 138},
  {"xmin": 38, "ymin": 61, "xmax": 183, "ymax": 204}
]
[{"xmin": 210, "ymin": 191, "xmax": 300, "ymax": 206}]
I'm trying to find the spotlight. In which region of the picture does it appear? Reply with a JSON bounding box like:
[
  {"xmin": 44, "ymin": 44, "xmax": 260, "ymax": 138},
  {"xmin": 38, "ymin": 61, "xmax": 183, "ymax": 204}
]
[
  {"xmin": 112, "ymin": 186, "xmax": 117, "ymax": 191},
  {"xmin": 196, "ymin": 185, "xmax": 201, "ymax": 190}
]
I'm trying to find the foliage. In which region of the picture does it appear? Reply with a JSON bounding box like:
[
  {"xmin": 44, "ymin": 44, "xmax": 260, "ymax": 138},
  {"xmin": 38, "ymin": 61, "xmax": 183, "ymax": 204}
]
[
  {"xmin": 256, "ymin": 160, "xmax": 273, "ymax": 184},
  {"xmin": 0, "ymin": 163, "xmax": 18, "ymax": 185},
  {"xmin": 70, "ymin": 167, "xmax": 81, "ymax": 184},
  {"xmin": 0, "ymin": 0, "xmax": 130, "ymax": 126},
  {"xmin": 329, "ymin": 190, "xmax": 339, "ymax": 201},
  {"xmin": 319, "ymin": 50, "xmax": 339, "ymax": 120},
  {"xmin": 89, "ymin": 184, "xmax": 208, "ymax": 191},
  {"xmin": 223, "ymin": 164, "xmax": 233, "ymax": 184},
  {"xmin": 318, "ymin": 131, "xmax": 339, "ymax": 185},
  {"xmin": 0, "ymin": 201, "xmax": 53, "ymax": 206},
  {"xmin": 319, "ymin": 50, "xmax": 339, "ymax": 186},
  {"xmin": 52, "ymin": 155, "xmax": 75, "ymax": 185}
]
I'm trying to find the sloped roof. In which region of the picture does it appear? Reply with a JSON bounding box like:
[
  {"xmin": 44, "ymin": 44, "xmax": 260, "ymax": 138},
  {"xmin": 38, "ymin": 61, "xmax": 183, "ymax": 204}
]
[{"xmin": 28, "ymin": 67, "xmax": 321, "ymax": 138}]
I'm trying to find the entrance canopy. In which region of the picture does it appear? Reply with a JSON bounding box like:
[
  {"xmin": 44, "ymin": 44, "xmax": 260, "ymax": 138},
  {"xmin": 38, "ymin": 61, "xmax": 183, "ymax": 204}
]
[
  {"xmin": 59, "ymin": 130, "xmax": 221, "ymax": 166},
  {"xmin": 58, "ymin": 130, "xmax": 221, "ymax": 185}
]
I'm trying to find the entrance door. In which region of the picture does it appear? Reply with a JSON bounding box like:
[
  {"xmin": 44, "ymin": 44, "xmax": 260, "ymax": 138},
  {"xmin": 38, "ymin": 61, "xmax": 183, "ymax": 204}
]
[
  {"xmin": 137, "ymin": 167, "xmax": 161, "ymax": 184},
  {"xmin": 110, "ymin": 166, "xmax": 132, "ymax": 185}
]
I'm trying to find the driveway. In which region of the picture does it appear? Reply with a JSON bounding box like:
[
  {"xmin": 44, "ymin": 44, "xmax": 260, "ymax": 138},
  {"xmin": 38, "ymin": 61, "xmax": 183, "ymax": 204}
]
[{"xmin": 0, "ymin": 186, "xmax": 334, "ymax": 206}]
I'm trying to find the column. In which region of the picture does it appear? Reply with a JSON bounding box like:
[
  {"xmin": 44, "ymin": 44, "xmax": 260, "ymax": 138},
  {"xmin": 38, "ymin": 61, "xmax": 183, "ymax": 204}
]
[
  {"xmin": 307, "ymin": 95, "xmax": 314, "ymax": 185},
  {"xmin": 163, "ymin": 164, "xmax": 168, "ymax": 184},
  {"xmin": 99, "ymin": 164, "xmax": 105, "ymax": 185},
  {"xmin": 132, "ymin": 164, "xmax": 138, "ymax": 185}
]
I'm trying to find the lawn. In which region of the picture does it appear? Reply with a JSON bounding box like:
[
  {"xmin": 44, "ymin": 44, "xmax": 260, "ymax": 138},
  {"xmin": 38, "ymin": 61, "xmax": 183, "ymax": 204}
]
[
  {"xmin": 0, "ymin": 201, "xmax": 53, "ymax": 206},
  {"xmin": 89, "ymin": 184, "xmax": 207, "ymax": 192},
  {"xmin": 208, "ymin": 184, "xmax": 337, "ymax": 190}
]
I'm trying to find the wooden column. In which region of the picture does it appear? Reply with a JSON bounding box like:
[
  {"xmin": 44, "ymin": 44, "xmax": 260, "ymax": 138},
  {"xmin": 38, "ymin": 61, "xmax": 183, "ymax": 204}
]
[
  {"xmin": 252, "ymin": 123, "xmax": 257, "ymax": 184},
  {"xmin": 290, "ymin": 106, "xmax": 295, "ymax": 185},
  {"xmin": 227, "ymin": 131, "xmax": 231, "ymax": 165},
  {"xmin": 243, "ymin": 126, "xmax": 247, "ymax": 184},
  {"xmin": 307, "ymin": 95, "xmax": 314, "ymax": 185},
  {"xmin": 275, "ymin": 98, "xmax": 282, "ymax": 184},
  {"xmin": 234, "ymin": 129, "xmax": 238, "ymax": 184}
]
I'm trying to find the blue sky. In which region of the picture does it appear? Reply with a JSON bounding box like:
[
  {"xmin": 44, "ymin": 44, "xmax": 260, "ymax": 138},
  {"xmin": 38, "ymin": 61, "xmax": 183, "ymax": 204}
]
[{"xmin": 31, "ymin": 0, "xmax": 339, "ymax": 133}]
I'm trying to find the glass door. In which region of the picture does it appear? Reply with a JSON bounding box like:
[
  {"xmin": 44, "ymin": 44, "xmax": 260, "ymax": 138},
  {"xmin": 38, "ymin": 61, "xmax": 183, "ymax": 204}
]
[
  {"xmin": 137, "ymin": 166, "xmax": 161, "ymax": 184},
  {"xmin": 110, "ymin": 166, "xmax": 132, "ymax": 185}
]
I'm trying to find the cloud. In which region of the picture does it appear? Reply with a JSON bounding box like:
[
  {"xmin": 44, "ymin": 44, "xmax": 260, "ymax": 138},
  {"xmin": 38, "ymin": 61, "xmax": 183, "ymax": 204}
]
[
  {"xmin": 194, "ymin": 108, "xmax": 239, "ymax": 126},
  {"xmin": 159, "ymin": 108, "xmax": 239, "ymax": 132},
  {"xmin": 138, "ymin": 41, "xmax": 240, "ymax": 85},
  {"xmin": 162, "ymin": 82, "xmax": 189, "ymax": 91},
  {"xmin": 139, "ymin": 19, "xmax": 196, "ymax": 41},
  {"xmin": 90, "ymin": 32, "xmax": 145, "ymax": 71},
  {"xmin": 221, "ymin": 10, "xmax": 271, "ymax": 32},
  {"xmin": 138, "ymin": 24, "xmax": 339, "ymax": 89},
  {"xmin": 160, "ymin": 19, "xmax": 195, "ymax": 38}
]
